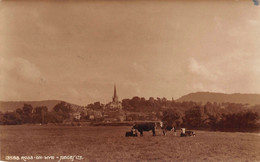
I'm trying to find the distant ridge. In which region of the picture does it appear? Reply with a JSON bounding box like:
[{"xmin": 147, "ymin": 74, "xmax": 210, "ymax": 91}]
[
  {"xmin": 0, "ymin": 100, "xmax": 82, "ymax": 112},
  {"xmin": 177, "ymin": 92, "xmax": 260, "ymax": 105}
]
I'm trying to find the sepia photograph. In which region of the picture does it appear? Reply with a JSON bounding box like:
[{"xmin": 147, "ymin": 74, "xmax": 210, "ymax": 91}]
[{"xmin": 0, "ymin": 0, "xmax": 259, "ymax": 161}]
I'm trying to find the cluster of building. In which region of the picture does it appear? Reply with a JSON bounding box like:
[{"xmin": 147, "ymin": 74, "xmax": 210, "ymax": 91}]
[{"xmin": 72, "ymin": 84, "xmax": 125, "ymax": 122}]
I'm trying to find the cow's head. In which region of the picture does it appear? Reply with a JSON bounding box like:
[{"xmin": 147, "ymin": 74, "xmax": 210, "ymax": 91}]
[{"xmin": 159, "ymin": 121, "xmax": 163, "ymax": 128}]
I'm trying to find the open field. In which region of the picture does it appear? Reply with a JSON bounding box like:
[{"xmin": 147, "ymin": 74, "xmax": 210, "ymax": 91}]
[{"xmin": 1, "ymin": 125, "xmax": 260, "ymax": 162}]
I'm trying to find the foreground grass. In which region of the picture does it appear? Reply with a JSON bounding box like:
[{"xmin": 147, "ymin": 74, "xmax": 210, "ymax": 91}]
[{"xmin": 1, "ymin": 125, "xmax": 260, "ymax": 161}]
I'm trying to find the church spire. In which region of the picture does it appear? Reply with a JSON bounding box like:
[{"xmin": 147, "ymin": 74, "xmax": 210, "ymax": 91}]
[
  {"xmin": 112, "ymin": 83, "xmax": 118, "ymax": 102},
  {"xmin": 114, "ymin": 83, "xmax": 117, "ymax": 98}
]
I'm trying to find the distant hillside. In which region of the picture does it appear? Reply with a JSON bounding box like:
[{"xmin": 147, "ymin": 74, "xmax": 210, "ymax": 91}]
[
  {"xmin": 177, "ymin": 92, "xmax": 260, "ymax": 105},
  {"xmin": 0, "ymin": 100, "xmax": 82, "ymax": 112}
]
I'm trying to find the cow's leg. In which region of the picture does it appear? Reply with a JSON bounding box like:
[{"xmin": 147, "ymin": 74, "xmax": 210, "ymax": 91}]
[
  {"xmin": 140, "ymin": 130, "xmax": 143, "ymax": 136},
  {"xmin": 163, "ymin": 129, "xmax": 166, "ymax": 136},
  {"xmin": 152, "ymin": 128, "xmax": 156, "ymax": 136}
]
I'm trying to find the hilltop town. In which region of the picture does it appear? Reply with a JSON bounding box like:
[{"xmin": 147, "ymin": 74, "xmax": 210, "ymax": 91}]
[{"xmin": 71, "ymin": 84, "xmax": 160, "ymax": 124}]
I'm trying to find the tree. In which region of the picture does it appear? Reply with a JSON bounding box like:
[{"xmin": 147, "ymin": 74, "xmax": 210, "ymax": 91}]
[
  {"xmin": 93, "ymin": 102, "xmax": 101, "ymax": 109},
  {"xmin": 130, "ymin": 96, "xmax": 141, "ymax": 109},
  {"xmin": 33, "ymin": 106, "xmax": 48, "ymax": 124},
  {"xmin": 161, "ymin": 109, "xmax": 180, "ymax": 127},
  {"xmin": 122, "ymin": 99, "xmax": 134, "ymax": 111},
  {"xmin": 53, "ymin": 101, "xmax": 72, "ymax": 113},
  {"xmin": 182, "ymin": 106, "xmax": 203, "ymax": 129},
  {"xmin": 140, "ymin": 97, "xmax": 147, "ymax": 107},
  {"xmin": 21, "ymin": 104, "xmax": 33, "ymax": 123},
  {"xmin": 218, "ymin": 111, "xmax": 259, "ymax": 131},
  {"xmin": 23, "ymin": 104, "xmax": 33, "ymax": 114},
  {"xmin": 148, "ymin": 97, "xmax": 155, "ymax": 107},
  {"xmin": 86, "ymin": 103, "xmax": 94, "ymax": 109},
  {"xmin": 207, "ymin": 114, "xmax": 220, "ymax": 130},
  {"xmin": 2, "ymin": 112, "xmax": 22, "ymax": 125},
  {"xmin": 241, "ymin": 111, "xmax": 259, "ymax": 128},
  {"xmin": 52, "ymin": 102, "xmax": 73, "ymax": 123},
  {"xmin": 16, "ymin": 108, "xmax": 23, "ymax": 115},
  {"xmin": 80, "ymin": 111, "xmax": 87, "ymax": 121}
]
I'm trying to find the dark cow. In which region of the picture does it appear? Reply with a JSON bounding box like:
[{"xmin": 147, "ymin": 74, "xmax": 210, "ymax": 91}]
[
  {"xmin": 132, "ymin": 122, "xmax": 156, "ymax": 136},
  {"xmin": 125, "ymin": 129, "xmax": 138, "ymax": 137},
  {"xmin": 159, "ymin": 121, "xmax": 176, "ymax": 136}
]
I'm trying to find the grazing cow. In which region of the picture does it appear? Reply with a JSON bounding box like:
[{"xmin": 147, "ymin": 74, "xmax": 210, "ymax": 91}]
[
  {"xmin": 185, "ymin": 130, "xmax": 196, "ymax": 136},
  {"xmin": 125, "ymin": 129, "xmax": 138, "ymax": 137},
  {"xmin": 180, "ymin": 128, "xmax": 196, "ymax": 137},
  {"xmin": 132, "ymin": 122, "xmax": 156, "ymax": 136},
  {"xmin": 159, "ymin": 121, "xmax": 176, "ymax": 136}
]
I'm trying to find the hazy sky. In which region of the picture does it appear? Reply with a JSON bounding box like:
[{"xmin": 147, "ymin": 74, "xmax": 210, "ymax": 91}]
[{"xmin": 0, "ymin": 0, "xmax": 259, "ymax": 105}]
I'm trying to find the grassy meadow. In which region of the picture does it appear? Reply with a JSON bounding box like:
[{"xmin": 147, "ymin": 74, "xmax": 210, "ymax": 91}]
[{"xmin": 1, "ymin": 125, "xmax": 260, "ymax": 162}]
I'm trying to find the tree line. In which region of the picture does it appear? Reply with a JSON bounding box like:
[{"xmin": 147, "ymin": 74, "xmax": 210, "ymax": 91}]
[
  {"xmin": 161, "ymin": 106, "xmax": 259, "ymax": 132},
  {"xmin": 0, "ymin": 102, "xmax": 73, "ymax": 125},
  {"xmin": 123, "ymin": 97, "xmax": 260, "ymax": 131}
]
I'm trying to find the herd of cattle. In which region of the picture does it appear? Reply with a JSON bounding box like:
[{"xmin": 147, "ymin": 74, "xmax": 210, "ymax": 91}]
[{"xmin": 125, "ymin": 122, "xmax": 196, "ymax": 137}]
